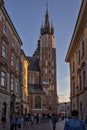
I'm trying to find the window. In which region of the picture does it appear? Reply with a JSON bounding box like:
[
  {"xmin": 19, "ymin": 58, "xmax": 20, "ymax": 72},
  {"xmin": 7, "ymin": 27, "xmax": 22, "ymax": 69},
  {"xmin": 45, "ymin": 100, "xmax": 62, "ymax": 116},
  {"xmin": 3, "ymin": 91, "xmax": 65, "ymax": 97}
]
[
  {"xmin": 2, "ymin": 41, "xmax": 7, "ymax": 59},
  {"xmin": 16, "ymin": 60, "xmax": 19, "ymax": 71},
  {"xmin": 78, "ymin": 75, "xmax": 81, "ymax": 90},
  {"xmin": 35, "ymin": 96, "xmax": 41, "ymax": 109},
  {"xmin": 72, "ymin": 61, "xmax": 74, "ymax": 72},
  {"xmin": 3, "ymin": 25, "xmax": 7, "ymax": 36},
  {"xmin": 12, "ymin": 39, "xmax": 15, "ymax": 48},
  {"xmin": 11, "ymin": 54, "xmax": 15, "ymax": 67},
  {"xmin": 82, "ymin": 41, "xmax": 84, "ymax": 56},
  {"xmin": 78, "ymin": 50, "xmax": 80, "ymax": 63},
  {"xmin": 83, "ymin": 71, "xmax": 85, "ymax": 87},
  {"xmin": 1, "ymin": 71, "xmax": 6, "ymax": 87},
  {"xmin": 29, "ymin": 74, "xmax": 34, "ymax": 84},
  {"xmin": 48, "ymin": 69, "xmax": 51, "ymax": 74},
  {"xmin": 49, "ymin": 77, "xmax": 51, "ymax": 83},
  {"xmin": 11, "ymin": 77, "xmax": 14, "ymax": 91},
  {"xmin": 48, "ymin": 61, "xmax": 51, "ymax": 67},
  {"xmin": 15, "ymin": 80, "xmax": 18, "ymax": 93},
  {"xmin": 72, "ymin": 82, "xmax": 75, "ymax": 95},
  {"xmin": 48, "ymin": 47, "xmax": 51, "ymax": 52}
]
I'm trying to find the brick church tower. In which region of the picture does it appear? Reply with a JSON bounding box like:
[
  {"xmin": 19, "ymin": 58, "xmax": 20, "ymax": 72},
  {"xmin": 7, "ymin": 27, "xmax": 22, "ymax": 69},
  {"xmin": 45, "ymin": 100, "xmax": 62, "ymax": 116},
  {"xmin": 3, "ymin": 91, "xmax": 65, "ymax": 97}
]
[
  {"xmin": 39, "ymin": 4, "xmax": 57, "ymax": 112},
  {"xmin": 28, "ymin": 4, "xmax": 58, "ymax": 113}
]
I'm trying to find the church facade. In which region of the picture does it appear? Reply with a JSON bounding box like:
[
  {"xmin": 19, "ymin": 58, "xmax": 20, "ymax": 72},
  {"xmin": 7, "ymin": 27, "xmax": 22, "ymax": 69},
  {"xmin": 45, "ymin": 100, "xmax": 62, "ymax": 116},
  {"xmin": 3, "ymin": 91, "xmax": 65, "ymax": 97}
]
[{"xmin": 27, "ymin": 5, "xmax": 58, "ymax": 114}]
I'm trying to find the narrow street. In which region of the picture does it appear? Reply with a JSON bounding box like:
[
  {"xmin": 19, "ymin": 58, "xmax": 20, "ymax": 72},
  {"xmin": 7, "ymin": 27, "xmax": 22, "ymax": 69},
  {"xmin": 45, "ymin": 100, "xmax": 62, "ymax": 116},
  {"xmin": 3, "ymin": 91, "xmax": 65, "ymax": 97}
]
[{"xmin": 0, "ymin": 119, "xmax": 64, "ymax": 130}]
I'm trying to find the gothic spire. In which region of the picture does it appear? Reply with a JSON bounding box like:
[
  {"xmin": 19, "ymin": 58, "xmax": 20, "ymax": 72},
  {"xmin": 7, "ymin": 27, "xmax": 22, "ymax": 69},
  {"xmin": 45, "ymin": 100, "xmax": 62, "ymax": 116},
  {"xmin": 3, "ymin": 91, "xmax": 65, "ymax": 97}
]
[
  {"xmin": 40, "ymin": 1, "xmax": 54, "ymax": 35},
  {"xmin": 44, "ymin": 1, "xmax": 50, "ymax": 28}
]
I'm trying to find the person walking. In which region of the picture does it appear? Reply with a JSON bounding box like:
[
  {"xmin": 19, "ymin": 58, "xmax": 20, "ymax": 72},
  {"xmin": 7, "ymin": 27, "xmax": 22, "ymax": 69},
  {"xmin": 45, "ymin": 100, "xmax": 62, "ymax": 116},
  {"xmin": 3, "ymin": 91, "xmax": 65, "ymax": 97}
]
[
  {"xmin": 10, "ymin": 112, "xmax": 18, "ymax": 130},
  {"xmin": 51, "ymin": 113, "xmax": 58, "ymax": 130},
  {"xmin": 64, "ymin": 110, "xmax": 86, "ymax": 130}
]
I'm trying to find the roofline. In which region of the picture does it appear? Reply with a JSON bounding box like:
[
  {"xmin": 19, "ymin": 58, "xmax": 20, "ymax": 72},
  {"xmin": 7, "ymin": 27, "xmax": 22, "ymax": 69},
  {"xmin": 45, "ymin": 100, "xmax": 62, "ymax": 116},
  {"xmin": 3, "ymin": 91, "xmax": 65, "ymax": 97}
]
[
  {"xmin": 1, "ymin": 3, "xmax": 23, "ymax": 46},
  {"xmin": 65, "ymin": 0, "xmax": 85, "ymax": 62}
]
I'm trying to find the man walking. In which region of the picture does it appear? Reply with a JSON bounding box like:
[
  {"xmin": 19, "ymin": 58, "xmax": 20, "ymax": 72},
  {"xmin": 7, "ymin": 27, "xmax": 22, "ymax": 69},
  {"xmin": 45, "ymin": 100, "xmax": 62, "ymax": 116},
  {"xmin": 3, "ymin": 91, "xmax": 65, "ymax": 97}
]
[{"xmin": 64, "ymin": 110, "xmax": 86, "ymax": 130}]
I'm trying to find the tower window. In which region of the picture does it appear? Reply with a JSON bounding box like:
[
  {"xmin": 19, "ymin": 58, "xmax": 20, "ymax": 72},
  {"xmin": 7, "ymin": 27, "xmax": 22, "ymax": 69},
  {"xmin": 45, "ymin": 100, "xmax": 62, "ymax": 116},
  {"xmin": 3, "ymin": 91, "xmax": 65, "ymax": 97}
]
[
  {"xmin": 48, "ymin": 61, "xmax": 51, "ymax": 67},
  {"xmin": 48, "ymin": 47, "xmax": 51, "ymax": 52},
  {"xmin": 49, "ymin": 77, "xmax": 51, "ymax": 83},
  {"xmin": 48, "ymin": 69, "xmax": 51, "ymax": 74}
]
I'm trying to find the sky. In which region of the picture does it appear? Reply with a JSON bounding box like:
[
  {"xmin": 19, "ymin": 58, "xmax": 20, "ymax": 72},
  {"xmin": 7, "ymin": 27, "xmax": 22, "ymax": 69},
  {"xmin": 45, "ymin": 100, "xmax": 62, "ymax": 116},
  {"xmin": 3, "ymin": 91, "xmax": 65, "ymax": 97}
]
[{"xmin": 4, "ymin": 0, "xmax": 82, "ymax": 103}]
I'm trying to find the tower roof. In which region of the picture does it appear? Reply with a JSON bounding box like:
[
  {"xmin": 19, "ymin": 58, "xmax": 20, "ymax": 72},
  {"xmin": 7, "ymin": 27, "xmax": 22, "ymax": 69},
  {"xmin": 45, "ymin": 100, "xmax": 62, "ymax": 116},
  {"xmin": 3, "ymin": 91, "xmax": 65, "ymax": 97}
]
[{"xmin": 40, "ymin": 2, "xmax": 54, "ymax": 35}]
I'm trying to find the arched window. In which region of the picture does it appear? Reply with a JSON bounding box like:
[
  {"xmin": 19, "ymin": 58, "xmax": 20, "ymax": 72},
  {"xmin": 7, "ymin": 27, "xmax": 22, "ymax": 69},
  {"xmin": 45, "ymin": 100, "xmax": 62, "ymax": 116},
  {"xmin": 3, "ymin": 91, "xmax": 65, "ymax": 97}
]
[{"xmin": 35, "ymin": 96, "xmax": 41, "ymax": 109}]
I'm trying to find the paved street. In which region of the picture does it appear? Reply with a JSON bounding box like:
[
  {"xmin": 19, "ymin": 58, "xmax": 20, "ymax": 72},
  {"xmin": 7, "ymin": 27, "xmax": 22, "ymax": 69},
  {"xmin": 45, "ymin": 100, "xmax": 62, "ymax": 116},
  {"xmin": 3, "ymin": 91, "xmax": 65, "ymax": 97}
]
[{"xmin": 0, "ymin": 119, "xmax": 65, "ymax": 130}]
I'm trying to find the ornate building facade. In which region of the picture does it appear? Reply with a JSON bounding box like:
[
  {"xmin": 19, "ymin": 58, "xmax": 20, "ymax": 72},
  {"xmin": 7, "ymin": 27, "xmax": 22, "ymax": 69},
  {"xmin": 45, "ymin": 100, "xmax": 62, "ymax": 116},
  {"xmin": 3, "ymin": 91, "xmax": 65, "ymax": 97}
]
[
  {"xmin": 65, "ymin": 0, "xmax": 87, "ymax": 120},
  {"xmin": 28, "ymin": 5, "xmax": 58, "ymax": 114}
]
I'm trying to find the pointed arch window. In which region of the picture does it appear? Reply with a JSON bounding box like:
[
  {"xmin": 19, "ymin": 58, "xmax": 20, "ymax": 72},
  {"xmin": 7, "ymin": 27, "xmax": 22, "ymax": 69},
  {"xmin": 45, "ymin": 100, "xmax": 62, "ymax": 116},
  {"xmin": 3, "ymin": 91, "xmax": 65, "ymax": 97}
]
[{"xmin": 35, "ymin": 96, "xmax": 41, "ymax": 109}]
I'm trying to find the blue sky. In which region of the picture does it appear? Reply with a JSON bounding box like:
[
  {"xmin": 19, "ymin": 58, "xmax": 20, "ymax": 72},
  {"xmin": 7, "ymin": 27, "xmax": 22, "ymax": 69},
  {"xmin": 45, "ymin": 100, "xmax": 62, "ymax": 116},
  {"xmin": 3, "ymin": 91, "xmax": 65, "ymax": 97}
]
[{"xmin": 4, "ymin": 0, "xmax": 82, "ymax": 102}]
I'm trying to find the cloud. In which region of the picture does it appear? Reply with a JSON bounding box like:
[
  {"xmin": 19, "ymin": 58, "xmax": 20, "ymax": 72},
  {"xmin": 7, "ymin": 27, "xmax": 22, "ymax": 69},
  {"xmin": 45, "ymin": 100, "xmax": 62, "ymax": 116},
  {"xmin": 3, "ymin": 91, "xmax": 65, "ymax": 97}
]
[{"xmin": 57, "ymin": 76, "xmax": 70, "ymax": 102}]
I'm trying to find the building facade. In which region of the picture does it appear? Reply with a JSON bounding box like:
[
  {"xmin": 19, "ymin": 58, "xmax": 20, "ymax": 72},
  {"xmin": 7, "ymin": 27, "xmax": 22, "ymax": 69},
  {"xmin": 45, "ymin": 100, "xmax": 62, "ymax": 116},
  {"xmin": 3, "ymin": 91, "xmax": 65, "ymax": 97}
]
[
  {"xmin": 27, "ymin": 5, "xmax": 58, "ymax": 114},
  {"xmin": 0, "ymin": 0, "xmax": 22, "ymax": 120},
  {"xmin": 65, "ymin": 0, "xmax": 87, "ymax": 120},
  {"xmin": 20, "ymin": 50, "xmax": 29, "ymax": 115},
  {"xmin": 0, "ymin": 0, "xmax": 58, "ymax": 119}
]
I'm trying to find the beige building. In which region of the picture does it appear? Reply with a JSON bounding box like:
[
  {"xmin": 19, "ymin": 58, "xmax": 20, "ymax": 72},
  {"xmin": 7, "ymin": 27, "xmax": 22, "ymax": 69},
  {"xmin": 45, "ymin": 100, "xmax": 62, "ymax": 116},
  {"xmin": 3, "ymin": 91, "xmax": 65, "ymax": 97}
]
[
  {"xmin": 20, "ymin": 50, "xmax": 29, "ymax": 114},
  {"xmin": 65, "ymin": 0, "xmax": 87, "ymax": 120}
]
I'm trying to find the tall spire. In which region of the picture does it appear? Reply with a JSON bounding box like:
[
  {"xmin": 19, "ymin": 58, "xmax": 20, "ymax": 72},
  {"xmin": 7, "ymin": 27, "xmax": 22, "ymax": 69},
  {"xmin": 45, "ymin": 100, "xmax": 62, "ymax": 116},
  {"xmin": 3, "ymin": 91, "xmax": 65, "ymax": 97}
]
[
  {"xmin": 44, "ymin": 1, "xmax": 50, "ymax": 28},
  {"xmin": 46, "ymin": 1, "xmax": 48, "ymax": 14},
  {"xmin": 40, "ymin": 1, "xmax": 54, "ymax": 35}
]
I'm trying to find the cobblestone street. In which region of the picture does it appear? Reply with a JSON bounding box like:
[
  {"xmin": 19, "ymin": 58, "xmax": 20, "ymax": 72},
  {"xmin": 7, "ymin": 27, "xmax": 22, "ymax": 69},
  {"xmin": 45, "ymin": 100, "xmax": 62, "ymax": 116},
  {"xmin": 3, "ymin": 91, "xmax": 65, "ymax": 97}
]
[{"xmin": 0, "ymin": 119, "xmax": 65, "ymax": 130}]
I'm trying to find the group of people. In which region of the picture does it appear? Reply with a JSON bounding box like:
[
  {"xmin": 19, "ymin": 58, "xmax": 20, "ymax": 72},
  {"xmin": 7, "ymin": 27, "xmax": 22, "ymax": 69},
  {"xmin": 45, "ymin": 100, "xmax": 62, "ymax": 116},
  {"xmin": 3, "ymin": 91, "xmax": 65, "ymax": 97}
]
[
  {"xmin": 51, "ymin": 110, "xmax": 87, "ymax": 130},
  {"xmin": 10, "ymin": 112, "xmax": 51, "ymax": 130},
  {"xmin": 1, "ymin": 110, "xmax": 87, "ymax": 130}
]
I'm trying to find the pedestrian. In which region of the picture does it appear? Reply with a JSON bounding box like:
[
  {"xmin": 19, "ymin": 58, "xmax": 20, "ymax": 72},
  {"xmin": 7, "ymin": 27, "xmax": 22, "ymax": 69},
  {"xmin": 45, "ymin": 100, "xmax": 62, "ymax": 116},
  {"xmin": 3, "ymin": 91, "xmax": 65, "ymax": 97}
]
[
  {"xmin": 85, "ymin": 115, "xmax": 87, "ymax": 128},
  {"xmin": 10, "ymin": 112, "xmax": 18, "ymax": 130},
  {"xmin": 51, "ymin": 113, "xmax": 58, "ymax": 130},
  {"xmin": 17, "ymin": 115, "xmax": 24, "ymax": 130},
  {"xmin": 30, "ymin": 114, "xmax": 34, "ymax": 127},
  {"xmin": 64, "ymin": 110, "xmax": 86, "ymax": 130},
  {"xmin": 1, "ymin": 115, "xmax": 6, "ymax": 128}
]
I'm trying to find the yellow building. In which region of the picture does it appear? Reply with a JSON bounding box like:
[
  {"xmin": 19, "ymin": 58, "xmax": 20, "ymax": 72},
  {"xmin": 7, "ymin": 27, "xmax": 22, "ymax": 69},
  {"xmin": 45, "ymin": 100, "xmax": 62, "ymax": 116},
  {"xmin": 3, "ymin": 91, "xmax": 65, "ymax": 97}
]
[
  {"xmin": 20, "ymin": 50, "xmax": 29, "ymax": 114},
  {"xmin": 65, "ymin": 0, "xmax": 87, "ymax": 120}
]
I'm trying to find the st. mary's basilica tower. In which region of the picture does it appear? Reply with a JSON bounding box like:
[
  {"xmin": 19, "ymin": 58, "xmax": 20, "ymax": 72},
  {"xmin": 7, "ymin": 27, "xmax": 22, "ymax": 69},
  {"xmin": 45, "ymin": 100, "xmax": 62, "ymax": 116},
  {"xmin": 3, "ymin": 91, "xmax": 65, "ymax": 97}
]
[{"xmin": 28, "ymin": 3, "xmax": 58, "ymax": 113}]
